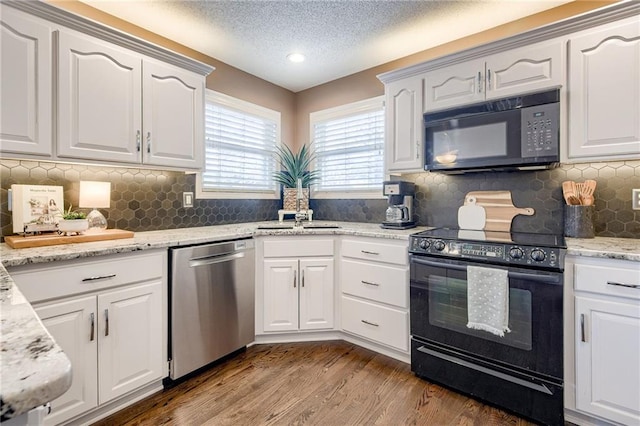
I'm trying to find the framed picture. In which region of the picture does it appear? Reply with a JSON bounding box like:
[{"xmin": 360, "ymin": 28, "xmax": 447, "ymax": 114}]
[{"xmin": 11, "ymin": 184, "xmax": 64, "ymax": 234}]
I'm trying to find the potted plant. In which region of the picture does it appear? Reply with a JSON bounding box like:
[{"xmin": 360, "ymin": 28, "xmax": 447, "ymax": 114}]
[
  {"xmin": 273, "ymin": 144, "xmax": 319, "ymax": 210},
  {"xmin": 58, "ymin": 205, "xmax": 89, "ymax": 235}
]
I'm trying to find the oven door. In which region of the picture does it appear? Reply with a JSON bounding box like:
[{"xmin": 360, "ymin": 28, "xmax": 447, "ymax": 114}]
[{"xmin": 410, "ymin": 255, "xmax": 563, "ymax": 380}]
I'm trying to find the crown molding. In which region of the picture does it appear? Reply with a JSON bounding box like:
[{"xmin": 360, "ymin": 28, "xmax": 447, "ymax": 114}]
[
  {"xmin": 378, "ymin": 1, "xmax": 640, "ymax": 83},
  {"xmin": 3, "ymin": 0, "xmax": 215, "ymax": 76}
]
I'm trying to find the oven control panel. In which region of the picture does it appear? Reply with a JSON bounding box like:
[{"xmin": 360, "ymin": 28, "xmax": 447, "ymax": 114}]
[{"xmin": 410, "ymin": 237, "xmax": 564, "ymax": 269}]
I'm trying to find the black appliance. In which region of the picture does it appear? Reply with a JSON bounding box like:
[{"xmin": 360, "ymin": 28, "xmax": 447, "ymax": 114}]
[
  {"xmin": 381, "ymin": 180, "xmax": 416, "ymax": 230},
  {"xmin": 409, "ymin": 228, "xmax": 566, "ymax": 425},
  {"xmin": 424, "ymin": 89, "xmax": 560, "ymax": 173}
]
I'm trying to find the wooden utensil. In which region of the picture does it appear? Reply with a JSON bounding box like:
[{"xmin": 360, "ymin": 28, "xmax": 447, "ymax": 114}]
[
  {"xmin": 581, "ymin": 179, "xmax": 596, "ymax": 206},
  {"xmin": 562, "ymin": 181, "xmax": 580, "ymax": 205},
  {"xmin": 463, "ymin": 191, "xmax": 535, "ymax": 232}
]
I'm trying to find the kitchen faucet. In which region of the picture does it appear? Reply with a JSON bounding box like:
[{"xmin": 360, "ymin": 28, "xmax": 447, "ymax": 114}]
[{"xmin": 294, "ymin": 178, "xmax": 308, "ymax": 227}]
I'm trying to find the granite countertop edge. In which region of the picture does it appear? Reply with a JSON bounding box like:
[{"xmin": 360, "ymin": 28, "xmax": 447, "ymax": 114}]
[{"xmin": 1, "ymin": 222, "xmax": 638, "ymax": 419}]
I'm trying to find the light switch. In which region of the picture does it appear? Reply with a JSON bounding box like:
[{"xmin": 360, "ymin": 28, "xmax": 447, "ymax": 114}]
[{"xmin": 183, "ymin": 192, "xmax": 194, "ymax": 208}]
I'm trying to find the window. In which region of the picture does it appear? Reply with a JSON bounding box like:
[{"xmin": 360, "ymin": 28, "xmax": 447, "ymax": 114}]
[
  {"xmin": 310, "ymin": 96, "xmax": 385, "ymax": 199},
  {"xmin": 196, "ymin": 91, "xmax": 280, "ymax": 199}
]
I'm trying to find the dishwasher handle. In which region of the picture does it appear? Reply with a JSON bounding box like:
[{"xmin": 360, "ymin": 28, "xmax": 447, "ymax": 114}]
[{"xmin": 189, "ymin": 251, "xmax": 245, "ymax": 268}]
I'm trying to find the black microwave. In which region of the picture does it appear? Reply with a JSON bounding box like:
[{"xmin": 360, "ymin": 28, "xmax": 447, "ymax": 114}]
[{"xmin": 423, "ymin": 89, "xmax": 560, "ymax": 173}]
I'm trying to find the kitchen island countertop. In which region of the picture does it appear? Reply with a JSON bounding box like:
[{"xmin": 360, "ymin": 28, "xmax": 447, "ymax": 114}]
[{"xmin": 1, "ymin": 222, "xmax": 637, "ymax": 420}]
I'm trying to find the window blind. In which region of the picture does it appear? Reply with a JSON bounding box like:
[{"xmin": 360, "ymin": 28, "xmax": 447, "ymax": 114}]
[
  {"xmin": 313, "ymin": 105, "xmax": 384, "ymax": 192},
  {"xmin": 203, "ymin": 101, "xmax": 278, "ymax": 192}
]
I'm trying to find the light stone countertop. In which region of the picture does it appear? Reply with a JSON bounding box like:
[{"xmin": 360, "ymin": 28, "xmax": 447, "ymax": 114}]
[
  {"xmin": 0, "ymin": 220, "xmax": 424, "ymax": 420},
  {"xmin": 1, "ymin": 221, "xmax": 637, "ymax": 420}
]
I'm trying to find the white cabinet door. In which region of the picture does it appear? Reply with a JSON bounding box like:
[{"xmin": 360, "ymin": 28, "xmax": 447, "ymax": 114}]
[
  {"xmin": 575, "ymin": 296, "xmax": 640, "ymax": 425},
  {"xmin": 263, "ymin": 259, "xmax": 299, "ymax": 332},
  {"xmin": 0, "ymin": 7, "xmax": 52, "ymax": 156},
  {"xmin": 35, "ymin": 297, "xmax": 98, "ymax": 426},
  {"xmin": 568, "ymin": 18, "xmax": 640, "ymax": 160},
  {"xmin": 485, "ymin": 39, "xmax": 564, "ymax": 99},
  {"xmin": 97, "ymin": 281, "xmax": 163, "ymax": 404},
  {"xmin": 299, "ymin": 258, "xmax": 334, "ymax": 330},
  {"xmin": 142, "ymin": 60, "xmax": 204, "ymax": 169},
  {"xmin": 57, "ymin": 30, "xmax": 142, "ymax": 163},
  {"xmin": 385, "ymin": 76, "xmax": 424, "ymax": 173},
  {"xmin": 424, "ymin": 59, "xmax": 484, "ymax": 112}
]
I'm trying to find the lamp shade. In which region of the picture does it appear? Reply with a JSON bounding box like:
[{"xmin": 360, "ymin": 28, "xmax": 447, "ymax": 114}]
[{"xmin": 79, "ymin": 181, "xmax": 111, "ymax": 208}]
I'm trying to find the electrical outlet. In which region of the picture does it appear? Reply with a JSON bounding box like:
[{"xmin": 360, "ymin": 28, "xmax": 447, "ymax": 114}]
[
  {"xmin": 633, "ymin": 189, "xmax": 640, "ymax": 210},
  {"xmin": 183, "ymin": 192, "xmax": 194, "ymax": 208}
]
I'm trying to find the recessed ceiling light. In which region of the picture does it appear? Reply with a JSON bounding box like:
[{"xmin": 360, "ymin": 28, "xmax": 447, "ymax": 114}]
[{"xmin": 287, "ymin": 53, "xmax": 305, "ymax": 63}]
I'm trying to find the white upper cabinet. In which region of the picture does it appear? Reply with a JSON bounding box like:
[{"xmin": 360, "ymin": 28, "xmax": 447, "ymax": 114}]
[
  {"xmin": 425, "ymin": 39, "xmax": 564, "ymax": 112},
  {"xmin": 57, "ymin": 30, "xmax": 205, "ymax": 169},
  {"xmin": 57, "ymin": 30, "xmax": 142, "ymax": 164},
  {"xmin": 0, "ymin": 6, "xmax": 53, "ymax": 156},
  {"xmin": 142, "ymin": 60, "xmax": 203, "ymax": 169},
  {"xmin": 567, "ymin": 16, "xmax": 640, "ymax": 161},
  {"xmin": 384, "ymin": 76, "xmax": 424, "ymax": 173},
  {"xmin": 424, "ymin": 58, "xmax": 485, "ymax": 112}
]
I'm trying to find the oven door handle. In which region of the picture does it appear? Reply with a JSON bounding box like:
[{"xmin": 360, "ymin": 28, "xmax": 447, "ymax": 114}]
[
  {"xmin": 411, "ymin": 257, "xmax": 561, "ymax": 284},
  {"xmin": 417, "ymin": 346, "xmax": 554, "ymax": 395}
]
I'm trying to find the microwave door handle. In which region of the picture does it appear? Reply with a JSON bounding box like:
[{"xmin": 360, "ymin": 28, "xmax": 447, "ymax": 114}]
[{"xmin": 411, "ymin": 257, "xmax": 561, "ymax": 284}]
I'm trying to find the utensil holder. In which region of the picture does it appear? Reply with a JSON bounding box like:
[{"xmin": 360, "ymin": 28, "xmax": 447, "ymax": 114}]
[{"xmin": 564, "ymin": 205, "xmax": 595, "ymax": 238}]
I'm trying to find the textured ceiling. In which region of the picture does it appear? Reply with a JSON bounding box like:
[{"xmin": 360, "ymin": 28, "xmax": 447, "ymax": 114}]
[{"xmin": 79, "ymin": 0, "xmax": 572, "ymax": 92}]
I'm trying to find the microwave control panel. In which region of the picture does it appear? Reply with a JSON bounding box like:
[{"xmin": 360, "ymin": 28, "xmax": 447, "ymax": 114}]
[{"xmin": 521, "ymin": 102, "xmax": 559, "ymax": 158}]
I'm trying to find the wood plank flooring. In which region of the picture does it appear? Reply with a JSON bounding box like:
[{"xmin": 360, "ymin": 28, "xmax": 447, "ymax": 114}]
[{"xmin": 93, "ymin": 341, "xmax": 534, "ymax": 426}]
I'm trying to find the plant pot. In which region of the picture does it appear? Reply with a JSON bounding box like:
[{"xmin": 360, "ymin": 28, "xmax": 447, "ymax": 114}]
[
  {"xmin": 58, "ymin": 219, "xmax": 89, "ymax": 236},
  {"xmin": 283, "ymin": 188, "xmax": 309, "ymax": 210}
]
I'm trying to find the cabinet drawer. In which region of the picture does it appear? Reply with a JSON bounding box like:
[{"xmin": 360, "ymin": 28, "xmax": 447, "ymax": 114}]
[
  {"xmin": 341, "ymin": 238, "xmax": 408, "ymax": 266},
  {"xmin": 341, "ymin": 259, "xmax": 408, "ymax": 308},
  {"xmin": 263, "ymin": 238, "xmax": 334, "ymax": 257},
  {"xmin": 575, "ymin": 261, "xmax": 640, "ymax": 300},
  {"xmin": 341, "ymin": 295, "xmax": 409, "ymax": 352},
  {"xmin": 9, "ymin": 250, "xmax": 165, "ymax": 303}
]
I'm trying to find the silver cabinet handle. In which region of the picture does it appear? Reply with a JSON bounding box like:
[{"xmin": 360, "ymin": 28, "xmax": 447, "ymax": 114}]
[
  {"xmin": 82, "ymin": 274, "xmax": 116, "ymax": 282},
  {"xmin": 361, "ymin": 250, "xmax": 379, "ymax": 256},
  {"xmin": 361, "ymin": 280, "xmax": 380, "ymax": 287},
  {"xmin": 415, "ymin": 140, "xmax": 420, "ymax": 159},
  {"xmin": 607, "ymin": 281, "xmax": 640, "ymax": 289},
  {"xmin": 487, "ymin": 69, "xmax": 492, "ymax": 90},
  {"xmin": 580, "ymin": 314, "xmax": 586, "ymax": 342},
  {"xmin": 361, "ymin": 319, "xmax": 379, "ymax": 327},
  {"xmin": 136, "ymin": 130, "xmax": 141, "ymax": 152},
  {"xmin": 293, "ymin": 273, "xmax": 297, "ymax": 288},
  {"xmin": 146, "ymin": 132, "xmax": 151, "ymax": 153},
  {"xmin": 477, "ymin": 71, "xmax": 482, "ymax": 93},
  {"xmin": 302, "ymin": 270, "xmax": 305, "ymax": 287},
  {"xmin": 90, "ymin": 313, "xmax": 95, "ymax": 342},
  {"xmin": 104, "ymin": 309, "xmax": 109, "ymax": 337}
]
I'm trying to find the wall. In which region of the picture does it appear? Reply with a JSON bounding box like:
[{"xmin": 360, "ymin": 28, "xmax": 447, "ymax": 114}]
[
  {"xmin": 2, "ymin": 159, "xmax": 638, "ymax": 239},
  {"xmin": 294, "ymin": 0, "xmax": 617, "ymax": 149}
]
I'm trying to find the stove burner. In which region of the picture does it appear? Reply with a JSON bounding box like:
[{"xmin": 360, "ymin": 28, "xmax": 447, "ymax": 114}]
[{"xmin": 409, "ymin": 228, "xmax": 565, "ymax": 270}]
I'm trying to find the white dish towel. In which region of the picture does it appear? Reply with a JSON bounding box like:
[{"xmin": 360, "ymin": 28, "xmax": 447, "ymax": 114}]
[{"xmin": 466, "ymin": 265, "xmax": 511, "ymax": 337}]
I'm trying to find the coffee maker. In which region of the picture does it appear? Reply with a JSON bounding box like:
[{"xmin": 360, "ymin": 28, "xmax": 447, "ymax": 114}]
[{"xmin": 381, "ymin": 180, "xmax": 416, "ymax": 229}]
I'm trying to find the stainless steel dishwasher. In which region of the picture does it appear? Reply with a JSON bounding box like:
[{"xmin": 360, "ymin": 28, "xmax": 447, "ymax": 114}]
[{"xmin": 168, "ymin": 238, "xmax": 254, "ymax": 380}]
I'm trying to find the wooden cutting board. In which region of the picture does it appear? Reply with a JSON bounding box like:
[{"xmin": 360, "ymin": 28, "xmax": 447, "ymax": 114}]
[
  {"xmin": 463, "ymin": 191, "xmax": 534, "ymax": 232},
  {"xmin": 4, "ymin": 229, "xmax": 134, "ymax": 249}
]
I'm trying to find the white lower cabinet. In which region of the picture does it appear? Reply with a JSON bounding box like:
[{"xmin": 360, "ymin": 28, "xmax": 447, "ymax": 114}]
[
  {"xmin": 340, "ymin": 237, "xmax": 409, "ymax": 353},
  {"xmin": 258, "ymin": 237, "xmax": 335, "ymax": 334},
  {"xmin": 568, "ymin": 256, "xmax": 640, "ymax": 426},
  {"xmin": 9, "ymin": 250, "xmax": 166, "ymax": 426}
]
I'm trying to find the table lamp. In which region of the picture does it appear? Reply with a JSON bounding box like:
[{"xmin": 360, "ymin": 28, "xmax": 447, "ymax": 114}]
[{"xmin": 79, "ymin": 180, "xmax": 111, "ymax": 232}]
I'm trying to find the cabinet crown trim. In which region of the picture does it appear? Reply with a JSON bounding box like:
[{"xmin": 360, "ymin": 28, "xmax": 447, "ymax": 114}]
[
  {"xmin": 378, "ymin": 1, "xmax": 640, "ymax": 83},
  {"xmin": 3, "ymin": 0, "xmax": 214, "ymax": 76}
]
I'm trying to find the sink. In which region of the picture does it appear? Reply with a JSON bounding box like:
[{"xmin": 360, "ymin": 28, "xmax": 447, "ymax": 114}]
[
  {"xmin": 256, "ymin": 224, "xmax": 341, "ymax": 230},
  {"xmin": 257, "ymin": 225, "xmax": 294, "ymax": 230}
]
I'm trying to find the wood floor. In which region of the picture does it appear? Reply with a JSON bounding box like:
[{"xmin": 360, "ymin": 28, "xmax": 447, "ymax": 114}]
[{"xmin": 93, "ymin": 341, "xmax": 534, "ymax": 426}]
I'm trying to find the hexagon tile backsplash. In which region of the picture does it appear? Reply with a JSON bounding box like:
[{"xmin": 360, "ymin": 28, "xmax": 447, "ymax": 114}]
[{"xmin": 1, "ymin": 159, "xmax": 639, "ymax": 239}]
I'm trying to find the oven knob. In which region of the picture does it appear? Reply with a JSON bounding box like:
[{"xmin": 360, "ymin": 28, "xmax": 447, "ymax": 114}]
[
  {"xmin": 530, "ymin": 249, "xmax": 546, "ymax": 262},
  {"xmin": 509, "ymin": 247, "xmax": 524, "ymax": 259},
  {"xmin": 433, "ymin": 240, "xmax": 446, "ymax": 251},
  {"xmin": 419, "ymin": 239, "xmax": 430, "ymax": 250}
]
